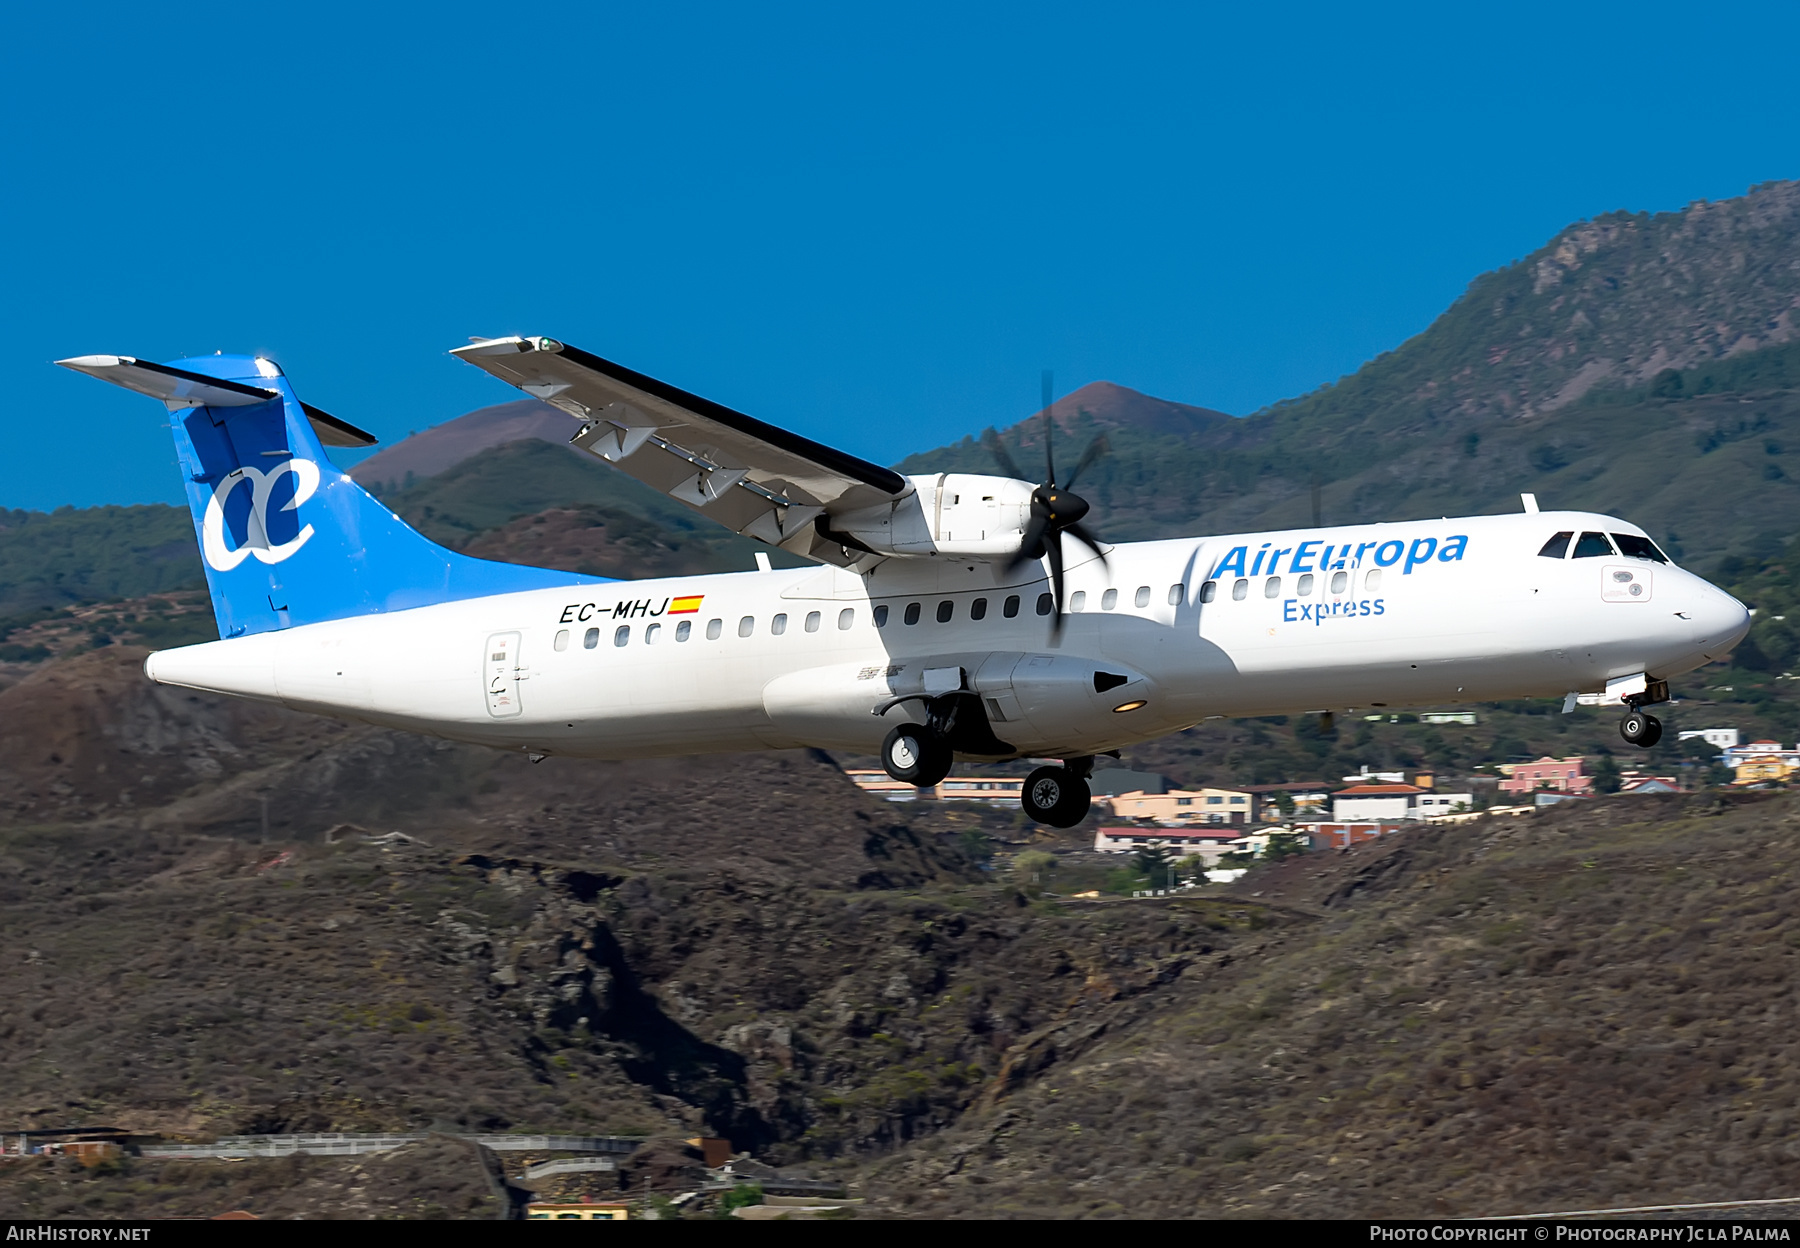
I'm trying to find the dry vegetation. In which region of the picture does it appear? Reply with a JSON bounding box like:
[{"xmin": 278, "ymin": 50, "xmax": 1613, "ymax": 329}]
[
  {"xmin": 863, "ymin": 791, "xmax": 1800, "ymax": 1217},
  {"xmin": 6, "ymin": 648, "xmax": 1800, "ymax": 1218},
  {"xmin": 0, "ymin": 1137, "xmax": 501, "ymax": 1219}
]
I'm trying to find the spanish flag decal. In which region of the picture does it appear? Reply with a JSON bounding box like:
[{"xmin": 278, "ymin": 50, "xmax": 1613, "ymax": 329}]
[{"xmin": 669, "ymin": 595, "xmax": 704, "ymax": 615}]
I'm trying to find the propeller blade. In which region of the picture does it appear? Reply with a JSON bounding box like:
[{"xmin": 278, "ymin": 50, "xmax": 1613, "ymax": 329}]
[
  {"xmin": 1064, "ymin": 520, "xmax": 1110, "ymax": 569},
  {"xmin": 1004, "ymin": 509, "xmax": 1053, "ymax": 574},
  {"xmin": 1041, "ymin": 370, "xmax": 1057, "ymax": 486},
  {"xmin": 1045, "ymin": 527, "xmax": 1066, "ymax": 642},
  {"xmin": 981, "ymin": 427, "xmax": 1029, "ymax": 482},
  {"xmin": 1064, "ymin": 433, "xmax": 1110, "ymax": 491}
]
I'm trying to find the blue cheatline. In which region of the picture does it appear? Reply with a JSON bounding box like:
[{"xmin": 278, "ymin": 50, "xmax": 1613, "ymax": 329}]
[{"xmin": 164, "ymin": 354, "xmax": 609, "ymax": 639}]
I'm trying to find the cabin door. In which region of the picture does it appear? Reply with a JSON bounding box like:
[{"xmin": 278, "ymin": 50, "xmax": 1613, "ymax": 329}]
[{"xmin": 484, "ymin": 631, "xmax": 524, "ymax": 718}]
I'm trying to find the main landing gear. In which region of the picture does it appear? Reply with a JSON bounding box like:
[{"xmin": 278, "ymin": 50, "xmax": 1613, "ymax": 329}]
[
  {"xmin": 1620, "ymin": 705, "xmax": 1663, "ymax": 748},
  {"xmin": 1021, "ymin": 756, "xmax": 1094, "ymax": 829},
  {"xmin": 878, "ymin": 708, "xmax": 1093, "ymax": 828},
  {"xmin": 881, "ymin": 722, "xmax": 954, "ymax": 788}
]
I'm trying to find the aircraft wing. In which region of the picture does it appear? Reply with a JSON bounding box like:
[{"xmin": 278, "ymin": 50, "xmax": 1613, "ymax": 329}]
[{"xmin": 450, "ymin": 336, "xmax": 907, "ymax": 567}]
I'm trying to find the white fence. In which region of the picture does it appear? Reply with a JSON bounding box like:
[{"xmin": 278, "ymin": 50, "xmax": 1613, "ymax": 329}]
[
  {"xmin": 139, "ymin": 1132, "xmax": 642, "ymax": 1160},
  {"xmin": 523, "ymin": 1158, "xmax": 618, "ymax": 1179}
]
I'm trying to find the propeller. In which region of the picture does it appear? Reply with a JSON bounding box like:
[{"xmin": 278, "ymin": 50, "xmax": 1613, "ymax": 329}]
[{"xmin": 989, "ymin": 371, "xmax": 1110, "ymax": 639}]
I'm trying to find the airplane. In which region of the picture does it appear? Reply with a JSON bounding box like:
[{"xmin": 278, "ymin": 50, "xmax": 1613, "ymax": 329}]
[{"xmin": 56, "ymin": 338, "xmax": 1752, "ymax": 827}]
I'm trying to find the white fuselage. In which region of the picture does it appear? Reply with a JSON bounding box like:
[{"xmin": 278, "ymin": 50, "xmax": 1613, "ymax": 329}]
[{"xmin": 143, "ymin": 510, "xmax": 1751, "ymax": 761}]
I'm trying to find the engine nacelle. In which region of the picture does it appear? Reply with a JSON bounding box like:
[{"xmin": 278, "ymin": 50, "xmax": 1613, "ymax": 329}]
[{"xmin": 828, "ymin": 473, "xmax": 1034, "ymax": 559}]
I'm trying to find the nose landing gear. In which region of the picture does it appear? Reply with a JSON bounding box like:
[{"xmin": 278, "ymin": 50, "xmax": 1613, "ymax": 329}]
[{"xmin": 1620, "ymin": 704, "xmax": 1662, "ymax": 748}]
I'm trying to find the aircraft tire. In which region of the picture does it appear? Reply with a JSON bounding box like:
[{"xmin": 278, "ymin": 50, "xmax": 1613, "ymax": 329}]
[
  {"xmin": 1620, "ymin": 710, "xmax": 1662, "ymax": 748},
  {"xmin": 1022, "ymin": 766, "xmax": 1092, "ymax": 828},
  {"xmin": 882, "ymin": 723, "xmax": 953, "ymax": 787}
]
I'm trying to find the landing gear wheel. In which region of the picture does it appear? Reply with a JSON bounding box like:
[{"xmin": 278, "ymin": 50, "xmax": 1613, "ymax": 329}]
[
  {"xmin": 881, "ymin": 723, "xmax": 952, "ymax": 787},
  {"xmin": 1620, "ymin": 709, "xmax": 1662, "ymax": 748},
  {"xmin": 1021, "ymin": 765, "xmax": 1092, "ymax": 828}
]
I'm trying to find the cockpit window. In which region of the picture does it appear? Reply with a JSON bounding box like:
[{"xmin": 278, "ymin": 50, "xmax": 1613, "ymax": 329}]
[
  {"xmin": 1611, "ymin": 533, "xmax": 1669, "ymax": 563},
  {"xmin": 1538, "ymin": 531, "xmax": 1573, "ymax": 559},
  {"xmin": 1571, "ymin": 531, "xmax": 1616, "ymax": 559}
]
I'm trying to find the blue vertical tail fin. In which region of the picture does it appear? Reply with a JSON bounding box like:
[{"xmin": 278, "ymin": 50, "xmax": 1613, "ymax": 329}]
[{"xmin": 57, "ymin": 352, "xmax": 607, "ymax": 638}]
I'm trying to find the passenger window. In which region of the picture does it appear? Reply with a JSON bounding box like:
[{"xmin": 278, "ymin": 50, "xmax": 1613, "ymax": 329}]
[
  {"xmin": 1199, "ymin": 581, "xmax": 1217, "ymax": 603},
  {"xmin": 614, "ymin": 625, "xmax": 630, "ymax": 647},
  {"xmin": 554, "ymin": 629, "xmax": 570, "ymax": 652},
  {"xmin": 1296, "ymin": 573, "xmax": 1313, "ymax": 596},
  {"xmin": 1003, "ymin": 594, "xmax": 1021, "ymax": 618},
  {"xmin": 1070, "ymin": 591, "xmax": 1087, "ymax": 611},
  {"xmin": 971, "ymin": 597, "xmax": 988, "ymax": 620},
  {"xmin": 837, "ymin": 608, "xmax": 854, "ymax": 630},
  {"xmin": 584, "ymin": 627, "xmax": 600, "ymax": 649},
  {"xmin": 1232, "ymin": 579, "xmax": 1249, "ymax": 601},
  {"xmin": 1135, "ymin": 586, "xmax": 1151, "ymax": 608},
  {"xmin": 645, "ymin": 622, "xmax": 661, "ymax": 644},
  {"xmin": 1036, "ymin": 593, "xmax": 1054, "ymax": 615},
  {"xmin": 1612, "ymin": 533, "xmax": 1669, "ymax": 563},
  {"xmin": 676, "ymin": 620, "xmax": 692, "ymax": 642},
  {"xmin": 874, "ymin": 605, "xmax": 890, "ymax": 627},
  {"xmin": 904, "ymin": 602, "xmax": 921, "ymax": 625},
  {"xmin": 1264, "ymin": 576, "xmax": 1281, "ymax": 598},
  {"xmin": 1572, "ymin": 532, "xmax": 1615, "ymax": 559},
  {"xmin": 738, "ymin": 616, "xmax": 755, "ymax": 637},
  {"xmin": 706, "ymin": 618, "xmax": 722, "ymax": 640},
  {"xmin": 1099, "ymin": 588, "xmax": 1116, "ymax": 610},
  {"xmin": 804, "ymin": 611, "xmax": 821, "ymax": 632},
  {"xmin": 1167, "ymin": 584, "xmax": 1184, "ymax": 606},
  {"xmin": 771, "ymin": 613, "xmax": 788, "ymax": 636},
  {"xmin": 936, "ymin": 600, "xmax": 954, "ymax": 623},
  {"xmin": 1538, "ymin": 531, "xmax": 1573, "ymax": 559},
  {"xmin": 1365, "ymin": 570, "xmax": 1382, "ymax": 591},
  {"xmin": 1330, "ymin": 570, "xmax": 1348, "ymax": 594}
]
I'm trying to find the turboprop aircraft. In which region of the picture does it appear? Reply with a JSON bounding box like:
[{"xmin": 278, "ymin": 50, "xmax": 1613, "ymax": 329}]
[{"xmin": 56, "ymin": 338, "xmax": 1752, "ymax": 827}]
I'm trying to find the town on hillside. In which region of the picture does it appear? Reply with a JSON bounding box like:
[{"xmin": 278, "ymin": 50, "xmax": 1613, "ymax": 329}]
[{"xmin": 845, "ymin": 724, "xmax": 1779, "ymax": 889}]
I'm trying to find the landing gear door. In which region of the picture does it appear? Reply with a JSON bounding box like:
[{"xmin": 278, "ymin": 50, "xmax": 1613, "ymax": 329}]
[
  {"xmin": 484, "ymin": 631, "xmax": 524, "ymax": 718},
  {"xmin": 972, "ymin": 651, "xmax": 1026, "ymax": 725}
]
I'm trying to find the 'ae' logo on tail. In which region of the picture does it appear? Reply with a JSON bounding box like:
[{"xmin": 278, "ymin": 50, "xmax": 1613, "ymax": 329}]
[{"xmin": 201, "ymin": 460, "xmax": 321, "ymax": 572}]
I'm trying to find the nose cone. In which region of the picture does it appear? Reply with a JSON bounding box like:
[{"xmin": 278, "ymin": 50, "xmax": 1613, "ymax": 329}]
[{"xmin": 1696, "ymin": 585, "xmax": 1752, "ymax": 661}]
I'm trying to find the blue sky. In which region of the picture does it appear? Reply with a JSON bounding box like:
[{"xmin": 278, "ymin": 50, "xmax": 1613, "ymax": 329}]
[{"xmin": 4, "ymin": 1, "xmax": 1798, "ymax": 510}]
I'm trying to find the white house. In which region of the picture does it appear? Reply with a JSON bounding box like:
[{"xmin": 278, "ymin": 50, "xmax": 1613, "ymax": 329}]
[
  {"xmin": 1722, "ymin": 740, "xmax": 1800, "ymax": 772},
  {"xmin": 1093, "ymin": 826, "xmax": 1245, "ymax": 866},
  {"xmin": 1677, "ymin": 728, "xmax": 1739, "ymax": 751},
  {"xmin": 1333, "ymin": 783, "xmax": 1474, "ymax": 821}
]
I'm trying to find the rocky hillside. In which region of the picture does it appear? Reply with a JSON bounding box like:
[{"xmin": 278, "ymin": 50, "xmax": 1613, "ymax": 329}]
[
  {"xmin": 862, "ymin": 788, "xmax": 1800, "ymax": 1218},
  {"xmin": 1283, "ymin": 179, "xmax": 1800, "ymax": 426},
  {"xmin": 6, "ymin": 644, "xmax": 1800, "ymax": 1217}
]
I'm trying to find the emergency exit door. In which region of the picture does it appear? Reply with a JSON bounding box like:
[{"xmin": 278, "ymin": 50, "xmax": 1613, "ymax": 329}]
[{"xmin": 484, "ymin": 631, "xmax": 523, "ymax": 718}]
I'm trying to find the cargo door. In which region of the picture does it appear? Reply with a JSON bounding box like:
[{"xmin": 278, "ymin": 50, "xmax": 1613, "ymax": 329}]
[{"xmin": 484, "ymin": 631, "xmax": 524, "ymax": 718}]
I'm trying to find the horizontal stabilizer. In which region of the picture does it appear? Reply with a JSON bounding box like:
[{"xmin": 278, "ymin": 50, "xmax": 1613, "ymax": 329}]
[
  {"xmin": 57, "ymin": 355, "xmax": 377, "ymax": 447},
  {"xmin": 298, "ymin": 403, "xmax": 379, "ymax": 448},
  {"xmin": 58, "ymin": 354, "xmax": 276, "ymax": 407}
]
